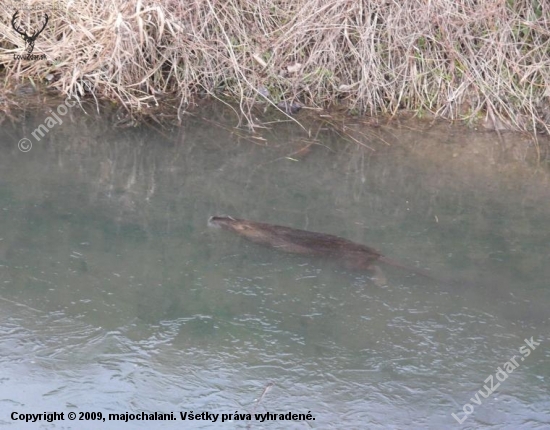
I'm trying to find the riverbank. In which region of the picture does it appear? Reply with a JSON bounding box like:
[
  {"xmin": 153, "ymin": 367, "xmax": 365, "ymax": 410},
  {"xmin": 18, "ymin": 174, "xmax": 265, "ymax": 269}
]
[{"xmin": 1, "ymin": 0, "xmax": 549, "ymax": 134}]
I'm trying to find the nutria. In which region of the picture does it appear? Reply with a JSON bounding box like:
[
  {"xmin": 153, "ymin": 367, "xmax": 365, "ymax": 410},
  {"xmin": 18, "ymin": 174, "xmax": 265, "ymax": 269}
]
[{"xmin": 208, "ymin": 215, "xmax": 436, "ymax": 283}]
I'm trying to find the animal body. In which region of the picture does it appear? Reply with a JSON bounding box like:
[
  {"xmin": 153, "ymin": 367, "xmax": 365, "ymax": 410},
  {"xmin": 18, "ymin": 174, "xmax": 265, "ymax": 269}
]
[{"xmin": 208, "ymin": 216, "xmax": 436, "ymax": 284}]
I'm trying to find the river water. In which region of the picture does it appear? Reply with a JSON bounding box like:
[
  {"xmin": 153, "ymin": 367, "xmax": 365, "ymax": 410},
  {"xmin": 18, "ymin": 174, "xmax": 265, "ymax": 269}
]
[{"xmin": 0, "ymin": 105, "xmax": 548, "ymax": 429}]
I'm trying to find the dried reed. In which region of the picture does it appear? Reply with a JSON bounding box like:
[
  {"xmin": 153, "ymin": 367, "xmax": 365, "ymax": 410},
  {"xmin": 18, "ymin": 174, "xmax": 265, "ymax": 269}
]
[{"xmin": 0, "ymin": 0, "xmax": 549, "ymax": 133}]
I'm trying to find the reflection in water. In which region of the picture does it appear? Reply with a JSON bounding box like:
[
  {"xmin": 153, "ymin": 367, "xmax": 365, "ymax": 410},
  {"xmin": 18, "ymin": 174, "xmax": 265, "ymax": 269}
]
[{"xmin": 0, "ymin": 108, "xmax": 549, "ymax": 428}]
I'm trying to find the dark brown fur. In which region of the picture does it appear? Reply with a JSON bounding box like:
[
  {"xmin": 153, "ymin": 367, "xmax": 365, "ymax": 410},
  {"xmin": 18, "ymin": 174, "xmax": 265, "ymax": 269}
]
[{"xmin": 208, "ymin": 216, "xmax": 435, "ymax": 280}]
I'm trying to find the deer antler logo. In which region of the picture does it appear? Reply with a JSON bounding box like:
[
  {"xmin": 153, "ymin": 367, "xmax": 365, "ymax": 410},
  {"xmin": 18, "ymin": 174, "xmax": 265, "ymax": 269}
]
[{"xmin": 11, "ymin": 11, "xmax": 49, "ymax": 54}]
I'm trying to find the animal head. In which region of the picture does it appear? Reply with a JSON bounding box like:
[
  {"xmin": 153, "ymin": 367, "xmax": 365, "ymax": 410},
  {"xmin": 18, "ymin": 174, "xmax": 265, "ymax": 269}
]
[
  {"xmin": 208, "ymin": 216, "xmax": 261, "ymax": 237},
  {"xmin": 208, "ymin": 215, "xmax": 236, "ymax": 229}
]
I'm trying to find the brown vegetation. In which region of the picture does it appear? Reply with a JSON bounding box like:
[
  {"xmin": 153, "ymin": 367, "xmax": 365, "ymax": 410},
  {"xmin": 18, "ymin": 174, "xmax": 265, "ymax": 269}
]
[{"xmin": 0, "ymin": 0, "xmax": 549, "ymax": 133}]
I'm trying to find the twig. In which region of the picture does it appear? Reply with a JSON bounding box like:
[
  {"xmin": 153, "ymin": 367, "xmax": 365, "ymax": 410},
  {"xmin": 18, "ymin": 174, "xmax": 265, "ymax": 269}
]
[{"xmin": 246, "ymin": 382, "xmax": 274, "ymax": 430}]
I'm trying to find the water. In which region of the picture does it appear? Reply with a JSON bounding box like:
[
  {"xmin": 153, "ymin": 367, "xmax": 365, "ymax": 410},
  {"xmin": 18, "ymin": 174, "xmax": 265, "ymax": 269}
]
[{"xmin": 0, "ymin": 106, "xmax": 549, "ymax": 429}]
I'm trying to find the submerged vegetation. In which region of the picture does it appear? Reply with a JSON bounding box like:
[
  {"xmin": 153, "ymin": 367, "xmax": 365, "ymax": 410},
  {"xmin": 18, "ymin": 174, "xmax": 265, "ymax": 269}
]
[{"xmin": 0, "ymin": 0, "xmax": 549, "ymax": 133}]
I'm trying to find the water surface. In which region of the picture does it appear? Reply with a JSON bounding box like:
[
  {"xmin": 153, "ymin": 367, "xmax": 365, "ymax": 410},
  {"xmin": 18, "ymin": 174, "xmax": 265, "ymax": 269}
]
[{"xmin": 0, "ymin": 107, "xmax": 549, "ymax": 429}]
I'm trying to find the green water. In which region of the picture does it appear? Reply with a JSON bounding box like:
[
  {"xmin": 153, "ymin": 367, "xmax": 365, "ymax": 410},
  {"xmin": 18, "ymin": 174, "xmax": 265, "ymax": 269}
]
[{"xmin": 0, "ymin": 107, "xmax": 548, "ymax": 429}]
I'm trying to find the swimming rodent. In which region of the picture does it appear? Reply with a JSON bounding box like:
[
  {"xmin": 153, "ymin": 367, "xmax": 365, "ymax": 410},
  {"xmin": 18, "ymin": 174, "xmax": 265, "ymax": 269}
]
[{"xmin": 208, "ymin": 215, "xmax": 437, "ymax": 283}]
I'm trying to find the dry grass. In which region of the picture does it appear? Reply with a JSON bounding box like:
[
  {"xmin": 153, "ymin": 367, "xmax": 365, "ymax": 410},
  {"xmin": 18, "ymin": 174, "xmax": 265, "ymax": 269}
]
[{"xmin": 0, "ymin": 0, "xmax": 549, "ymax": 133}]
